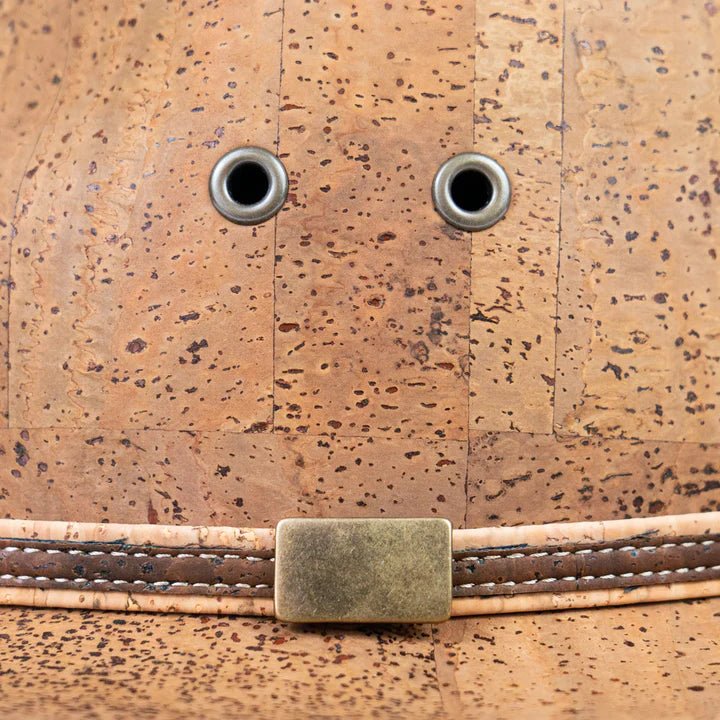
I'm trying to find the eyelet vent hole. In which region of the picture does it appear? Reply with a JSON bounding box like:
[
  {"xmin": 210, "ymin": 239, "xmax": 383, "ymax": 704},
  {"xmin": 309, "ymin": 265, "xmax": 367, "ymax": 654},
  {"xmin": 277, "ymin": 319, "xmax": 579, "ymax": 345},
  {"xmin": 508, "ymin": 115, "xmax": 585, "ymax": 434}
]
[
  {"xmin": 450, "ymin": 169, "xmax": 494, "ymax": 212},
  {"xmin": 226, "ymin": 161, "xmax": 270, "ymax": 206}
]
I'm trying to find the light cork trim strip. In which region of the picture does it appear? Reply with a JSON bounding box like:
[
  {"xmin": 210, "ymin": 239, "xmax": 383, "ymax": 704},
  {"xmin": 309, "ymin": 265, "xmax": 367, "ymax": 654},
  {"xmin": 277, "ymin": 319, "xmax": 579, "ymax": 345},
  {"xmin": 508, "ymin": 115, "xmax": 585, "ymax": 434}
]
[
  {"xmin": 452, "ymin": 512, "xmax": 720, "ymax": 552},
  {"xmin": 0, "ymin": 518, "xmax": 275, "ymax": 552},
  {"xmin": 2, "ymin": 580, "xmax": 718, "ymax": 618},
  {"xmin": 450, "ymin": 579, "xmax": 720, "ymax": 616},
  {"xmin": 4, "ymin": 513, "xmax": 719, "ymax": 555},
  {"xmin": 0, "ymin": 586, "xmax": 274, "ymax": 616}
]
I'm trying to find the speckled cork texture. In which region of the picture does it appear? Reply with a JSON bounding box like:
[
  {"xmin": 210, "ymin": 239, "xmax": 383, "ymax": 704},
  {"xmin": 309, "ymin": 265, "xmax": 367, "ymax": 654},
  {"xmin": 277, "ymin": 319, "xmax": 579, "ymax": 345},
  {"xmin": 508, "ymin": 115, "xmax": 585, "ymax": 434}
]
[
  {"xmin": 470, "ymin": 0, "xmax": 563, "ymax": 434},
  {"xmin": 0, "ymin": 600, "xmax": 718, "ymax": 719},
  {"xmin": 432, "ymin": 598, "xmax": 720, "ymax": 719},
  {"xmin": 0, "ymin": 0, "xmax": 72, "ymax": 424},
  {"xmin": 556, "ymin": 0, "xmax": 719, "ymax": 442},
  {"xmin": 467, "ymin": 431, "xmax": 720, "ymax": 526},
  {"xmin": 273, "ymin": 1, "xmax": 475, "ymax": 440},
  {"xmin": 0, "ymin": 427, "xmax": 467, "ymax": 525},
  {"xmin": 1, "ymin": 0, "xmax": 719, "ymax": 715},
  {"xmin": 8, "ymin": 1, "xmax": 282, "ymax": 431}
]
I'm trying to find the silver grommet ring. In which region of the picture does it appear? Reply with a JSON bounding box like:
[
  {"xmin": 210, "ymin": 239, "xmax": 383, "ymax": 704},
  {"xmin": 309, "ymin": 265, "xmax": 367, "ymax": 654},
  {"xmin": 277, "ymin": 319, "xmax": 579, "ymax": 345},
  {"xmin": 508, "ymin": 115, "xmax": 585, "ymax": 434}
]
[
  {"xmin": 432, "ymin": 153, "xmax": 511, "ymax": 231},
  {"xmin": 209, "ymin": 146, "xmax": 288, "ymax": 225}
]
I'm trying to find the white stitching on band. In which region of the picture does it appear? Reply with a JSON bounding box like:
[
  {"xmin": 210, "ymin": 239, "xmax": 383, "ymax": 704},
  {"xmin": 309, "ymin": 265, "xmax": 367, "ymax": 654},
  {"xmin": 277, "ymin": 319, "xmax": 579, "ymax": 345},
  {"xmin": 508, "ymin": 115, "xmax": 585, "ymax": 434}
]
[
  {"xmin": 0, "ymin": 546, "xmax": 272, "ymax": 562},
  {"xmin": 455, "ymin": 564, "xmax": 720, "ymax": 589},
  {"xmin": 3, "ymin": 565, "xmax": 719, "ymax": 592},
  {"xmin": 0, "ymin": 573, "xmax": 268, "ymax": 589},
  {"xmin": 458, "ymin": 540, "xmax": 716, "ymax": 562},
  {"xmin": 4, "ymin": 541, "xmax": 715, "ymax": 564}
]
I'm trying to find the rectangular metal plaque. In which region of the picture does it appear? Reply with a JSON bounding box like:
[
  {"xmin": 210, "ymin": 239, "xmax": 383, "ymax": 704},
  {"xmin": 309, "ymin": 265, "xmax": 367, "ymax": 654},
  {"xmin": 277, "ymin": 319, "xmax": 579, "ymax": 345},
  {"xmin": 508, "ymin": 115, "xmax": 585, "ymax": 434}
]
[{"xmin": 274, "ymin": 518, "xmax": 452, "ymax": 623}]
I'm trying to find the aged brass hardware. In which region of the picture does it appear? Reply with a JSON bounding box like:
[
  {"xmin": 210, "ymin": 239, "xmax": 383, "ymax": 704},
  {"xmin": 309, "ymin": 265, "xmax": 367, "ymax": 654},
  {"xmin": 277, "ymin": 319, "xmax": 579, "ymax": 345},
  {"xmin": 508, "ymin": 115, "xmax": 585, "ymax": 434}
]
[{"xmin": 274, "ymin": 517, "xmax": 452, "ymax": 623}]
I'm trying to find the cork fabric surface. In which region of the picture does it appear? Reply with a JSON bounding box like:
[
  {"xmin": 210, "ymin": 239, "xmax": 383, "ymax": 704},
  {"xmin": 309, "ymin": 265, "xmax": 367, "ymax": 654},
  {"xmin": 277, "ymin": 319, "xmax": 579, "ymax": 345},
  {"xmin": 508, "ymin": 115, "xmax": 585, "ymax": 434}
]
[
  {"xmin": 0, "ymin": 600, "xmax": 718, "ymax": 719},
  {"xmin": 0, "ymin": 0, "xmax": 718, "ymax": 716}
]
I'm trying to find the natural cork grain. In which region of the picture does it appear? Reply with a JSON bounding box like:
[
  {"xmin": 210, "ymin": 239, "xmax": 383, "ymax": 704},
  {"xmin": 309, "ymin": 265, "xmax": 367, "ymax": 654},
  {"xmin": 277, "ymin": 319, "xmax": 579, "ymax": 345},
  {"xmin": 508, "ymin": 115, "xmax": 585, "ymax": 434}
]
[
  {"xmin": 470, "ymin": 0, "xmax": 563, "ymax": 434},
  {"xmin": 0, "ymin": 0, "xmax": 718, "ymax": 715},
  {"xmin": 8, "ymin": 1, "xmax": 282, "ymax": 431},
  {"xmin": 273, "ymin": 1, "xmax": 475, "ymax": 440},
  {"xmin": 556, "ymin": 0, "xmax": 719, "ymax": 442},
  {"xmin": 0, "ymin": 600, "xmax": 718, "ymax": 719}
]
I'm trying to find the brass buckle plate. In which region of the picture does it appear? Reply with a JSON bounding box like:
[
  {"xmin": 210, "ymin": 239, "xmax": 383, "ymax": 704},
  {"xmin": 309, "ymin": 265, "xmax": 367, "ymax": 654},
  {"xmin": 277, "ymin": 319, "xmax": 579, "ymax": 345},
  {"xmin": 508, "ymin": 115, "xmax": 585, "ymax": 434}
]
[{"xmin": 274, "ymin": 518, "xmax": 452, "ymax": 623}]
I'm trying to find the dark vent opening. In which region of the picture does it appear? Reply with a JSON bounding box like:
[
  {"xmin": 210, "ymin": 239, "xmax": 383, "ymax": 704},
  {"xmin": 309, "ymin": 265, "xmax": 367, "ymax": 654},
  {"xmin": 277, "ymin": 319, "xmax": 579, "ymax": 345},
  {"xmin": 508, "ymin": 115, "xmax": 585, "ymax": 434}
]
[
  {"xmin": 226, "ymin": 161, "xmax": 270, "ymax": 206},
  {"xmin": 450, "ymin": 169, "xmax": 493, "ymax": 212}
]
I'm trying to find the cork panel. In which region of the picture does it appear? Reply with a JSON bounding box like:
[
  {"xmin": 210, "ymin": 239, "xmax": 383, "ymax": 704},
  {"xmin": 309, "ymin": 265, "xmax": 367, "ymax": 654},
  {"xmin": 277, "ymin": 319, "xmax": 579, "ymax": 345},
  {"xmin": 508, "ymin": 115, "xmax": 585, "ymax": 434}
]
[
  {"xmin": 9, "ymin": 0, "xmax": 282, "ymax": 431},
  {"xmin": 0, "ymin": 428, "xmax": 467, "ymax": 526},
  {"xmin": 434, "ymin": 598, "xmax": 720, "ymax": 719},
  {"xmin": 0, "ymin": 0, "xmax": 72, "ymax": 424},
  {"xmin": 274, "ymin": 1, "xmax": 474, "ymax": 440},
  {"xmin": 466, "ymin": 431, "xmax": 720, "ymax": 526},
  {"xmin": 469, "ymin": 1, "xmax": 563, "ymax": 433},
  {"xmin": 1, "ymin": 602, "xmax": 718, "ymax": 719},
  {"xmin": 556, "ymin": 1, "xmax": 720, "ymax": 442},
  {"xmin": 0, "ymin": 608, "xmax": 444, "ymax": 720}
]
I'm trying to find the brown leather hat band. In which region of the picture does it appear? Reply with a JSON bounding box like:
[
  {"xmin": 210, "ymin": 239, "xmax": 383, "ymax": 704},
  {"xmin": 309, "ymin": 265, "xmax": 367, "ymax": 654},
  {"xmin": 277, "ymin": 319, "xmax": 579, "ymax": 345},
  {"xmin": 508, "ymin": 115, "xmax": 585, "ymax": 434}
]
[
  {"xmin": 0, "ymin": 544, "xmax": 275, "ymax": 597},
  {"xmin": 453, "ymin": 535, "xmax": 720, "ymax": 595},
  {"xmin": 1, "ymin": 512, "xmax": 719, "ymax": 619},
  {"xmin": 2, "ymin": 533, "xmax": 719, "ymax": 599}
]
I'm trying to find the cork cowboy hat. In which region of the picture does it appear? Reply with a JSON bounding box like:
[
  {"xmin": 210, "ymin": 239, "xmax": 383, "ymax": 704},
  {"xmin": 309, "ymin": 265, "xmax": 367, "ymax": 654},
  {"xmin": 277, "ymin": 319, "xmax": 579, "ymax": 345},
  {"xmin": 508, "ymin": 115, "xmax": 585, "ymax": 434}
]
[{"xmin": 0, "ymin": 0, "xmax": 717, "ymax": 717}]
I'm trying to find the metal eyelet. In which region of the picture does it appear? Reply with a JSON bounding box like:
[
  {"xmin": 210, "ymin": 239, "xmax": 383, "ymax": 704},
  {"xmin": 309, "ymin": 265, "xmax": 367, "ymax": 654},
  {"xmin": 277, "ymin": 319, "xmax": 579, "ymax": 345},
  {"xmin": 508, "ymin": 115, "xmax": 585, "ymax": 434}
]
[
  {"xmin": 432, "ymin": 153, "xmax": 511, "ymax": 231},
  {"xmin": 209, "ymin": 146, "xmax": 288, "ymax": 225}
]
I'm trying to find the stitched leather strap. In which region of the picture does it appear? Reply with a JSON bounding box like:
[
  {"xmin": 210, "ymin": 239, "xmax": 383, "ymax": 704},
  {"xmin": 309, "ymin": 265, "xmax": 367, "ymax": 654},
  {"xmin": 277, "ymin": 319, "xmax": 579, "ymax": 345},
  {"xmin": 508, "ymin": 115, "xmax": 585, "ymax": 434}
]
[{"xmin": 1, "ymin": 513, "xmax": 719, "ymax": 617}]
